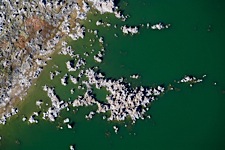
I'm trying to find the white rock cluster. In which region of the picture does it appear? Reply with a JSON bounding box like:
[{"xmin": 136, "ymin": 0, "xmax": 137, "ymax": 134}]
[
  {"xmin": 28, "ymin": 116, "xmax": 38, "ymax": 124},
  {"xmin": 70, "ymin": 145, "xmax": 75, "ymax": 150},
  {"xmin": 70, "ymin": 88, "xmax": 75, "ymax": 94},
  {"xmin": 114, "ymin": 11, "xmax": 128, "ymax": 21},
  {"xmin": 83, "ymin": 1, "xmax": 91, "ymax": 12},
  {"xmin": 85, "ymin": 111, "xmax": 95, "ymax": 120},
  {"xmin": 113, "ymin": 126, "xmax": 119, "ymax": 134},
  {"xmin": 130, "ymin": 74, "xmax": 140, "ymax": 79},
  {"xmin": 99, "ymin": 37, "xmax": 104, "ymax": 43},
  {"xmin": 94, "ymin": 55, "xmax": 103, "ymax": 63},
  {"xmin": 42, "ymin": 86, "xmax": 69, "ymax": 122},
  {"xmin": 70, "ymin": 75, "xmax": 78, "ymax": 85},
  {"xmin": 66, "ymin": 61, "xmax": 76, "ymax": 72},
  {"xmin": 69, "ymin": 24, "xmax": 86, "ymax": 40},
  {"xmin": 121, "ymin": 25, "xmax": 139, "ymax": 35},
  {"xmin": 60, "ymin": 118, "xmax": 73, "ymax": 129},
  {"xmin": 36, "ymin": 100, "xmax": 43, "ymax": 108},
  {"xmin": 151, "ymin": 23, "xmax": 170, "ymax": 30},
  {"xmin": 50, "ymin": 70, "xmax": 61, "ymax": 80},
  {"xmin": 0, "ymin": 108, "xmax": 19, "ymax": 125},
  {"xmin": 33, "ymin": 67, "xmax": 43, "ymax": 79},
  {"xmin": 94, "ymin": 51, "xmax": 104, "ymax": 63},
  {"xmin": 96, "ymin": 20, "xmax": 103, "ymax": 26},
  {"xmin": 63, "ymin": 118, "xmax": 70, "ymax": 123},
  {"xmin": 178, "ymin": 75, "xmax": 204, "ymax": 87},
  {"xmin": 72, "ymin": 92, "xmax": 96, "ymax": 107},
  {"xmin": 28, "ymin": 112, "xmax": 39, "ymax": 124},
  {"xmin": 88, "ymin": 0, "xmax": 115, "ymax": 14},
  {"xmin": 65, "ymin": 58, "xmax": 86, "ymax": 73},
  {"xmin": 59, "ymin": 42, "xmax": 75, "ymax": 57},
  {"xmin": 61, "ymin": 74, "xmax": 68, "ymax": 86},
  {"xmin": 22, "ymin": 117, "xmax": 27, "ymax": 122},
  {"xmin": 71, "ymin": 68, "xmax": 164, "ymax": 123}
]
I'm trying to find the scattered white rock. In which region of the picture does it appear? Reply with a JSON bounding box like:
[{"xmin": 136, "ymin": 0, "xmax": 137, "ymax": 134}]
[
  {"xmin": 130, "ymin": 74, "xmax": 139, "ymax": 79},
  {"xmin": 88, "ymin": 0, "xmax": 115, "ymax": 14},
  {"xmin": 71, "ymin": 68, "xmax": 165, "ymax": 122},
  {"xmin": 70, "ymin": 145, "xmax": 75, "ymax": 150},
  {"xmin": 50, "ymin": 72, "xmax": 55, "ymax": 80},
  {"xmin": 85, "ymin": 111, "xmax": 95, "ymax": 120},
  {"xmin": 22, "ymin": 117, "xmax": 27, "ymax": 122},
  {"xmin": 67, "ymin": 124, "xmax": 73, "ymax": 129},
  {"xmin": 121, "ymin": 25, "xmax": 138, "ymax": 35},
  {"xmin": 42, "ymin": 86, "xmax": 69, "ymax": 122},
  {"xmin": 178, "ymin": 75, "xmax": 203, "ymax": 84},
  {"xmin": 94, "ymin": 55, "xmax": 102, "ymax": 63},
  {"xmin": 64, "ymin": 118, "xmax": 70, "ymax": 123},
  {"xmin": 96, "ymin": 20, "xmax": 103, "ymax": 26},
  {"xmin": 99, "ymin": 37, "xmax": 104, "ymax": 43},
  {"xmin": 151, "ymin": 23, "xmax": 170, "ymax": 30},
  {"xmin": 70, "ymin": 75, "xmax": 78, "ymax": 84},
  {"xmin": 113, "ymin": 125, "xmax": 119, "ymax": 134},
  {"xmin": 114, "ymin": 11, "xmax": 127, "ymax": 21},
  {"xmin": 36, "ymin": 100, "xmax": 43, "ymax": 108},
  {"xmin": 0, "ymin": 108, "xmax": 19, "ymax": 125},
  {"xmin": 83, "ymin": 1, "xmax": 90, "ymax": 12},
  {"xmin": 61, "ymin": 74, "xmax": 68, "ymax": 86},
  {"xmin": 70, "ymin": 88, "xmax": 75, "ymax": 94},
  {"xmin": 28, "ymin": 115, "xmax": 38, "ymax": 124}
]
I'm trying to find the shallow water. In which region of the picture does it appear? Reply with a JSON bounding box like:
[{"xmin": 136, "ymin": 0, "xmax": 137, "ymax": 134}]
[{"xmin": 1, "ymin": 0, "xmax": 225, "ymax": 150}]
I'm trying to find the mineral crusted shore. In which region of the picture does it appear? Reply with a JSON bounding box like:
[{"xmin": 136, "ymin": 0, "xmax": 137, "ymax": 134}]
[
  {"xmin": 0, "ymin": 0, "xmax": 91, "ymax": 118},
  {"xmin": 0, "ymin": 0, "xmax": 124, "ymax": 124}
]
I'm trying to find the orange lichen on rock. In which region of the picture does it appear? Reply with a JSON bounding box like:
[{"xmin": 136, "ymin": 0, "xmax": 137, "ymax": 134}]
[
  {"xmin": 0, "ymin": 40, "xmax": 9, "ymax": 49},
  {"xmin": 14, "ymin": 35, "xmax": 26, "ymax": 49},
  {"xmin": 13, "ymin": 16, "xmax": 56, "ymax": 49},
  {"xmin": 25, "ymin": 16, "xmax": 45, "ymax": 34},
  {"xmin": 25, "ymin": 16, "xmax": 55, "ymax": 40}
]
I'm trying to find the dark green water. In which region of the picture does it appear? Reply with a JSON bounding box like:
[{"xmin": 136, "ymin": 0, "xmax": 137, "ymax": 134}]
[{"xmin": 1, "ymin": 0, "xmax": 225, "ymax": 150}]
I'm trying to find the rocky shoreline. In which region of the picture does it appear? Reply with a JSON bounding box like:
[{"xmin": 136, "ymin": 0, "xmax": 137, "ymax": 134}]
[
  {"xmin": 0, "ymin": 0, "xmax": 199, "ymax": 127},
  {"xmin": 0, "ymin": 0, "xmax": 93, "ymax": 119}
]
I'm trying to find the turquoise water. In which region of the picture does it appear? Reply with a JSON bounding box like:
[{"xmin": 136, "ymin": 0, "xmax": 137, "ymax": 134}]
[{"xmin": 1, "ymin": 0, "xmax": 225, "ymax": 149}]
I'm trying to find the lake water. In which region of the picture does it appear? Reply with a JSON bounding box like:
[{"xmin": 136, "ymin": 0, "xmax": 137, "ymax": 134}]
[{"xmin": 1, "ymin": 0, "xmax": 225, "ymax": 150}]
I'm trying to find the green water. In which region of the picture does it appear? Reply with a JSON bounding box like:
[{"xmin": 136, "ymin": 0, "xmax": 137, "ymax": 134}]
[{"xmin": 1, "ymin": 0, "xmax": 225, "ymax": 150}]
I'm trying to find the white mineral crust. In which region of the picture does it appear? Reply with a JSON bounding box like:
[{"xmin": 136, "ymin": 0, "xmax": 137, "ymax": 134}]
[{"xmin": 88, "ymin": 0, "xmax": 115, "ymax": 14}]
